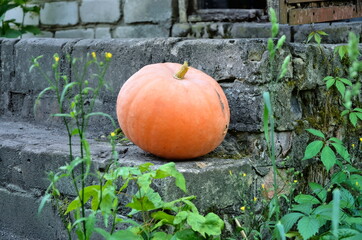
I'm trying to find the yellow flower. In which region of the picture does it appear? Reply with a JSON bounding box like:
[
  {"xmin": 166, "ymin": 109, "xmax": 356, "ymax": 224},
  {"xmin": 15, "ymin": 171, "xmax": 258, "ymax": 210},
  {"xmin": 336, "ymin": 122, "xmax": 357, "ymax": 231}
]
[
  {"xmin": 240, "ymin": 206, "xmax": 246, "ymax": 211},
  {"xmin": 110, "ymin": 132, "xmax": 116, "ymax": 137},
  {"xmin": 294, "ymin": 180, "xmax": 298, "ymax": 183},
  {"xmin": 261, "ymin": 184, "xmax": 265, "ymax": 189},
  {"xmin": 105, "ymin": 52, "xmax": 112, "ymax": 59},
  {"xmin": 360, "ymin": 138, "xmax": 362, "ymax": 142},
  {"xmin": 242, "ymin": 173, "xmax": 247, "ymax": 177},
  {"xmin": 91, "ymin": 52, "xmax": 96, "ymax": 59},
  {"xmin": 352, "ymin": 144, "xmax": 356, "ymax": 148},
  {"xmin": 54, "ymin": 56, "xmax": 59, "ymax": 62},
  {"xmin": 253, "ymin": 197, "xmax": 258, "ymax": 202},
  {"xmin": 356, "ymin": 182, "xmax": 359, "ymax": 186}
]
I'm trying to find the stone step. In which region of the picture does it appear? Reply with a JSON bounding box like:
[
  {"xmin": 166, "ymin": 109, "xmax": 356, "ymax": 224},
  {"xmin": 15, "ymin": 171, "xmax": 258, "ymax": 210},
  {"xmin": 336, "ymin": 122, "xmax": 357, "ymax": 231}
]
[{"xmin": 0, "ymin": 118, "xmax": 253, "ymax": 239}]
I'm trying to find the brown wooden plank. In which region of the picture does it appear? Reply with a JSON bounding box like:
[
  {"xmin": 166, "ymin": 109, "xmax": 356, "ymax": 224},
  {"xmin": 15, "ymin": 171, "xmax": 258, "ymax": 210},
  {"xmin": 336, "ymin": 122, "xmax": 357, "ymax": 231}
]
[
  {"xmin": 287, "ymin": 0, "xmax": 326, "ymax": 3},
  {"xmin": 289, "ymin": 5, "xmax": 362, "ymax": 25},
  {"xmin": 279, "ymin": 0, "xmax": 288, "ymax": 24}
]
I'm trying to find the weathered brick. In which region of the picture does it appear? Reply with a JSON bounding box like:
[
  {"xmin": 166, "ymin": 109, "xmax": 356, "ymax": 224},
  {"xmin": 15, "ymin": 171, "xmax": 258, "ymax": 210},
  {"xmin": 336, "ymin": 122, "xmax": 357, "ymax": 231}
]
[
  {"xmin": 80, "ymin": 0, "xmax": 121, "ymax": 23},
  {"xmin": 55, "ymin": 29, "xmax": 94, "ymax": 38},
  {"xmin": 124, "ymin": 0, "xmax": 173, "ymax": 23},
  {"xmin": 4, "ymin": 6, "xmax": 39, "ymax": 25},
  {"xmin": 95, "ymin": 27, "xmax": 112, "ymax": 39},
  {"xmin": 113, "ymin": 25, "xmax": 169, "ymax": 38},
  {"xmin": 40, "ymin": 2, "xmax": 78, "ymax": 26}
]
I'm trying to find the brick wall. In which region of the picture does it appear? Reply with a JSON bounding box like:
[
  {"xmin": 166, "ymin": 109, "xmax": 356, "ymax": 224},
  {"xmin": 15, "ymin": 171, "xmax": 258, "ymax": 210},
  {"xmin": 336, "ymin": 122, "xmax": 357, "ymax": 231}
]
[{"xmin": 4, "ymin": 0, "xmax": 362, "ymax": 42}]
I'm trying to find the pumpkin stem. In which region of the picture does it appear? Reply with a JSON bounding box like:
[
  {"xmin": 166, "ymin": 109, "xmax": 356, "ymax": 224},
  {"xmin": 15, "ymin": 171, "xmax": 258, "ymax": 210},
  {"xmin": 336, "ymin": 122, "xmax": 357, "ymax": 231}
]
[{"xmin": 173, "ymin": 61, "xmax": 189, "ymax": 80}]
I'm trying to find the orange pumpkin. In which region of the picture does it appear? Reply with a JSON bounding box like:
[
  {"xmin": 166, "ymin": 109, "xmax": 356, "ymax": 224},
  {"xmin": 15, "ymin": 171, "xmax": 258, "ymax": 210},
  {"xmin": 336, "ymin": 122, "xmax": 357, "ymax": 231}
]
[{"xmin": 116, "ymin": 62, "xmax": 230, "ymax": 160}]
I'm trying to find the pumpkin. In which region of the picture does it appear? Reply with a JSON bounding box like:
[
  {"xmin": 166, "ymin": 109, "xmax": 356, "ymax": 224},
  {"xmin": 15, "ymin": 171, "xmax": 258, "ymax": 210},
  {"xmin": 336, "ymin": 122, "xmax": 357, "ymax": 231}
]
[{"xmin": 116, "ymin": 62, "xmax": 230, "ymax": 160}]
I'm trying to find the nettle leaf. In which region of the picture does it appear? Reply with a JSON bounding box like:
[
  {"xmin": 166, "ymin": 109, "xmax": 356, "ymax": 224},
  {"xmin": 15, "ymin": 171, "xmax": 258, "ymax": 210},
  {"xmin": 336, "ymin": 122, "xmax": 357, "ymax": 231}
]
[
  {"xmin": 295, "ymin": 194, "xmax": 321, "ymax": 204},
  {"xmin": 291, "ymin": 203, "xmax": 313, "ymax": 215},
  {"xmin": 302, "ymin": 140, "xmax": 324, "ymax": 160},
  {"xmin": 313, "ymin": 204, "xmax": 332, "ymax": 221},
  {"xmin": 349, "ymin": 112, "xmax": 358, "ymax": 127},
  {"xmin": 335, "ymin": 80, "xmax": 346, "ymax": 97},
  {"xmin": 340, "ymin": 188, "xmax": 355, "ymax": 209},
  {"xmin": 321, "ymin": 145, "xmax": 337, "ymax": 172},
  {"xmin": 297, "ymin": 216, "xmax": 320, "ymax": 240},
  {"xmin": 306, "ymin": 129, "xmax": 325, "ymax": 139},
  {"xmin": 280, "ymin": 212, "xmax": 304, "ymax": 233}
]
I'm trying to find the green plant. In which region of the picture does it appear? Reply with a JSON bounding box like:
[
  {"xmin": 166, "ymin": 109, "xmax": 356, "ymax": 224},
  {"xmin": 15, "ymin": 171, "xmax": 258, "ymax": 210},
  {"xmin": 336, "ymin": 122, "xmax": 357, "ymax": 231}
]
[
  {"xmin": 306, "ymin": 30, "xmax": 328, "ymax": 45},
  {"xmin": 279, "ymin": 32, "xmax": 362, "ymax": 240},
  {"xmin": 33, "ymin": 52, "xmax": 224, "ymax": 240},
  {"xmin": 0, "ymin": 0, "xmax": 41, "ymax": 38}
]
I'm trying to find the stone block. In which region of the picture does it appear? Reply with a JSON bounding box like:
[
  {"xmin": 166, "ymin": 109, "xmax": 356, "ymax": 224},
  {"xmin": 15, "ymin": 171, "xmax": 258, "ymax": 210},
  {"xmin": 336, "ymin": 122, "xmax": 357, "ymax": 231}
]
[
  {"xmin": 230, "ymin": 23, "xmax": 291, "ymax": 41},
  {"xmin": 80, "ymin": 0, "xmax": 121, "ymax": 23},
  {"xmin": 55, "ymin": 28, "xmax": 94, "ymax": 38},
  {"xmin": 40, "ymin": 1, "xmax": 78, "ymax": 26},
  {"xmin": 293, "ymin": 22, "xmax": 362, "ymax": 44},
  {"xmin": 124, "ymin": 0, "xmax": 173, "ymax": 23},
  {"xmin": 171, "ymin": 23, "xmax": 191, "ymax": 37},
  {"xmin": 22, "ymin": 31, "xmax": 53, "ymax": 38},
  {"xmin": 95, "ymin": 27, "xmax": 112, "ymax": 39},
  {"xmin": 4, "ymin": 6, "xmax": 39, "ymax": 25},
  {"xmin": 0, "ymin": 187, "xmax": 67, "ymax": 239},
  {"xmin": 113, "ymin": 25, "xmax": 169, "ymax": 38}
]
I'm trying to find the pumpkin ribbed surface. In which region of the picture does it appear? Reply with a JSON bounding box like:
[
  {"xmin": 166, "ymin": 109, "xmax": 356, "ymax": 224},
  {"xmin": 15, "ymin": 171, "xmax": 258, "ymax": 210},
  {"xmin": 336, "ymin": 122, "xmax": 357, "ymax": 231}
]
[{"xmin": 116, "ymin": 62, "xmax": 230, "ymax": 160}]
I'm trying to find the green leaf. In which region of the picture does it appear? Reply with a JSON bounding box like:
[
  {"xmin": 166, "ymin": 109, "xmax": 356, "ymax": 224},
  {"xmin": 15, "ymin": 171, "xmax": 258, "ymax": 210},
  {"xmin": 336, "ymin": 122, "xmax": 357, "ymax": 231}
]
[
  {"xmin": 302, "ymin": 140, "xmax": 324, "ymax": 160},
  {"xmin": 174, "ymin": 211, "xmax": 189, "ymax": 225},
  {"xmin": 341, "ymin": 109, "xmax": 349, "ymax": 117},
  {"xmin": 151, "ymin": 232, "xmax": 172, "ymax": 240},
  {"xmin": 187, "ymin": 212, "xmax": 224, "ymax": 238},
  {"xmin": 331, "ymin": 172, "xmax": 347, "ymax": 184},
  {"xmin": 155, "ymin": 162, "xmax": 186, "ymax": 193},
  {"xmin": 21, "ymin": 25, "xmax": 41, "ymax": 35},
  {"xmin": 321, "ymin": 145, "xmax": 337, "ymax": 172},
  {"xmin": 112, "ymin": 230, "xmax": 143, "ymax": 240},
  {"xmin": 170, "ymin": 229, "xmax": 201, "ymax": 240},
  {"xmin": 85, "ymin": 112, "xmax": 116, "ymax": 128},
  {"xmin": 335, "ymin": 80, "xmax": 346, "ymax": 97},
  {"xmin": 338, "ymin": 77, "xmax": 352, "ymax": 86},
  {"xmin": 291, "ymin": 203, "xmax": 313, "ymax": 215},
  {"xmin": 295, "ymin": 194, "xmax": 321, "ymax": 204},
  {"xmin": 350, "ymin": 174, "xmax": 362, "ymax": 191},
  {"xmin": 317, "ymin": 30, "xmax": 328, "ymax": 36},
  {"xmin": 280, "ymin": 212, "xmax": 304, "ymax": 233},
  {"xmin": 330, "ymin": 142, "xmax": 350, "ymax": 163},
  {"xmin": 356, "ymin": 112, "xmax": 362, "ymax": 121},
  {"xmin": 306, "ymin": 128, "xmax": 325, "ymax": 139},
  {"xmin": 309, "ymin": 182, "xmax": 327, "ymax": 202},
  {"xmin": 138, "ymin": 162, "xmax": 154, "ymax": 173},
  {"xmin": 307, "ymin": 32, "xmax": 314, "ymax": 43},
  {"xmin": 329, "ymin": 137, "xmax": 343, "ymax": 144},
  {"xmin": 38, "ymin": 194, "xmax": 51, "ymax": 215},
  {"xmin": 297, "ymin": 216, "xmax": 320, "ymax": 240},
  {"xmin": 151, "ymin": 211, "xmax": 175, "ymax": 224},
  {"xmin": 349, "ymin": 112, "xmax": 358, "ymax": 127},
  {"xmin": 339, "ymin": 188, "xmax": 355, "ymax": 209},
  {"xmin": 314, "ymin": 33, "xmax": 322, "ymax": 45},
  {"xmin": 326, "ymin": 79, "xmax": 336, "ymax": 89}
]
